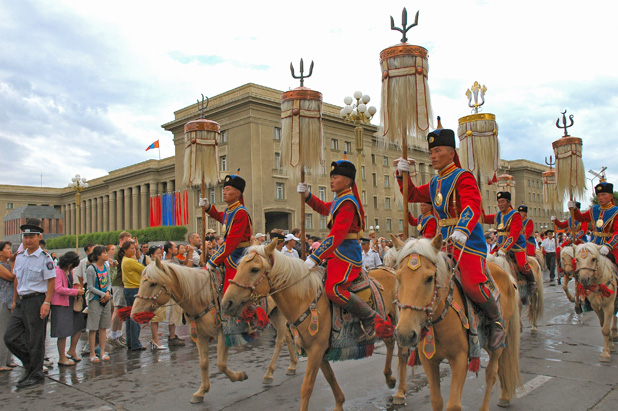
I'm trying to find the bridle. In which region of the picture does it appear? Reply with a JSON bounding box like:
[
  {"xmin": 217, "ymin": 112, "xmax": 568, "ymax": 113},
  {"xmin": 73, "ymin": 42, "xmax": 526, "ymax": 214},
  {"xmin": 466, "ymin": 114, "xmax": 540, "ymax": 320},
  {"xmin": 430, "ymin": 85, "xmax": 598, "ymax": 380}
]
[{"xmin": 136, "ymin": 278, "xmax": 173, "ymax": 310}]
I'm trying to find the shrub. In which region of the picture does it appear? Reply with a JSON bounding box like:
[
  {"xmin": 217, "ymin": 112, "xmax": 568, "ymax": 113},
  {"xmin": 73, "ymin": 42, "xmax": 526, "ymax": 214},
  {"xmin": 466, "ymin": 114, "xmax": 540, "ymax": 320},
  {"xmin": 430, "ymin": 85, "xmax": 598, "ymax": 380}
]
[{"xmin": 47, "ymin": 226, "xmax": 188, "ymax": 249}]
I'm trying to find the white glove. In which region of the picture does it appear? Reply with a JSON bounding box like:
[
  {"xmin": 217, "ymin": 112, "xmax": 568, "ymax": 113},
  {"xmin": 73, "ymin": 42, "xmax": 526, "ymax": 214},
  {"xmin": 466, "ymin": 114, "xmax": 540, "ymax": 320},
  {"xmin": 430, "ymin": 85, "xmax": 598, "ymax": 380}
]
[
  {"xmin": 550, "ymin": 216, "xmax": 556, "ymax": 221},
  {"xmin": 304, "ymin": 257, "xmax": 316, "ymax": 270},
  {"xmin": 497, "ymin": 249, "xmax": 506, "ymax": 258},
  {"xmin": 600, "ymin": 245, "xmax": 610, "ymax": 256},
  {"xmin": 297, "ymin": 182, "xmax": 309, "ymax": 194},
  {"xmin": 198, "ymin": 197, "xmax": 209, "ymax": 208},
  {"xmin": 450, "ymin": 230, "xmax": 468, "ymax": 246},
  {"xmin": 396, "ymin": 158, "xmax": 412, "ymax": 174},
  {"xmin": 567, "ymin": 200, "xmax": 576, "ymax": 209}
]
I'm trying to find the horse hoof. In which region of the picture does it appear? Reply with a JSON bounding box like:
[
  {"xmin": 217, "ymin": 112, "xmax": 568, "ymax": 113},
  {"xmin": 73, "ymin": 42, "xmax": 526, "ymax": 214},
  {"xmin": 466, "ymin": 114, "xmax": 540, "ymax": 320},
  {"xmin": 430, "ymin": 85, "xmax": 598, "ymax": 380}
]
[
  {"xmin": 531, "ymin": 328, "xmax": 538, "ymax": 335},
  {"xmin": 285, "ymin": 368, "xmax": 296, "ymax": 376},
  {"xmin": 241, "ymin": 371, "xmax": 248, "ymax": 381},
  {"xmin": 610, "ymin": 345, "xmax": 616, "ymax": 353},
  {"xmin": 262, "ymin": 377, "xmax": 273, "ymax": 385},
  {"xmin": 190, "ymin": 396, "xmax": 204, "ymax": 404},
  {"xmin": 392, "ymin": 395, "xmax": 405, "ymax": 405},
  {"xmin": 600, "ymin": 354, "xmax": 611, "ymax": 363},
  {"xmin": 497, "ymin": 398, "xmax": 511, "ymax": 408},
  {"xmin": 386, "ymin": 377, "xmax": 396, "ymax": 389}
]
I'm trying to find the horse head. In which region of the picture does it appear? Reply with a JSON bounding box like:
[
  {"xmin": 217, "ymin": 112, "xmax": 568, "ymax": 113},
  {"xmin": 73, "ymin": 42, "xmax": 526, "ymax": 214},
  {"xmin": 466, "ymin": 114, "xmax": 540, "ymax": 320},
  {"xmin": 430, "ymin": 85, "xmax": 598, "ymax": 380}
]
[
  {"xmin": 574, "ymin": 243, "xmax": 603, "ymax": 287},
  {"xmin": 394, "ymin": 234, "xmax": 445, "ymax": 348},
  {"xmin": 560, "ymin": 247, "xmax": 575, "ymax": 277},
  {"xmin": 221, "ymin": 240, "xmax": 278, "ymax": 317},
  {"xmin": 131, "ymin": 257, "xmax": 175, "ymax": 317}
]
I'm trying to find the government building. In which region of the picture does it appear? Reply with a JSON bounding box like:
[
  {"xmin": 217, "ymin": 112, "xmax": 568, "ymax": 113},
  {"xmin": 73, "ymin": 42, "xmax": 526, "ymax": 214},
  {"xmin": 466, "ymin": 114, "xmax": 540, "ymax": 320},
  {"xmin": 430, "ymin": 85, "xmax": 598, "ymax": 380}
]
[{"xmin": 0, "ymin": 83, "xmax": 560, "ymax": 243}]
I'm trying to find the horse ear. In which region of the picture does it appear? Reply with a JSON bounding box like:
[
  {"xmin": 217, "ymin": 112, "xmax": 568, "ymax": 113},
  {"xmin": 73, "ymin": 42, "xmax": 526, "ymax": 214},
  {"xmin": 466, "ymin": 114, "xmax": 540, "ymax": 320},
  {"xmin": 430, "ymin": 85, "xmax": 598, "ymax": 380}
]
[
  {"xmin": 155, "ymin": 256, "xmax": 164, "ymax": 269},
  {"xmin": 265, "ymin": 239, "xmax": 278, "ymax": 256},
  {"xmin": 390, "ymin": 233, "xmax": 404, "ymax": 251},
  {"xmin": 431, "ymin": 233, "xmax": 443, "ymax": 252}
]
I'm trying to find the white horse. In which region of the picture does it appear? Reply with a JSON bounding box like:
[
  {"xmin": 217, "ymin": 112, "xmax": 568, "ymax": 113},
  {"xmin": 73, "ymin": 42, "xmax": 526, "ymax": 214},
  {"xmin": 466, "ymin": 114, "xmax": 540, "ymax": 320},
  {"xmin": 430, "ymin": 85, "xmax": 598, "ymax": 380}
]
[
  {"xmin": 559, "ymin": 246, "xmax": 577, "ymax": 303},
  {"xmin": 573, "ymin": 243, "xmax": 618, "ymax": 362}
]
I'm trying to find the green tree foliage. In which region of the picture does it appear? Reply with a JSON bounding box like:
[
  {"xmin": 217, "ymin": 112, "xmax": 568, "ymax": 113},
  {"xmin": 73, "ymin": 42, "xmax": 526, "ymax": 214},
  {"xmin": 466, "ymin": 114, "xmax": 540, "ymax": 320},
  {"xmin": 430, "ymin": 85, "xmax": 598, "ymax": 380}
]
[{"xmin": 47, "ymin": 226, "xmax": 188, "ymax": 249}]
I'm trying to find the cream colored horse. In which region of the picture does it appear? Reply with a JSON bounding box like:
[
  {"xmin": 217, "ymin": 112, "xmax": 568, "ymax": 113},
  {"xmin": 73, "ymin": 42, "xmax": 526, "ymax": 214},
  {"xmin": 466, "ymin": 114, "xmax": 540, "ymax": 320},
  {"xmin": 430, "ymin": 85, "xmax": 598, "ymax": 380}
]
[
  {"xmin": 488, "ymin": 253, "xmax": 544, "ymax": 334},
  {"xmin": 393, "ymin": 235, "xmax": 522, "ymax": 411},
  {"xmin": 130, "ymin": 259, "xmax": 297, "ymax": 404},
  {"xmin": 559, "ymin": 246, "xmax": 577, "ymax": 303},
  {"xmin": 221, "ymin": 241, "xmax": 408, "ymax": 411},
  {"xmin": 573, "ymin": 243, "xmax": 618, "ymax": 362}
]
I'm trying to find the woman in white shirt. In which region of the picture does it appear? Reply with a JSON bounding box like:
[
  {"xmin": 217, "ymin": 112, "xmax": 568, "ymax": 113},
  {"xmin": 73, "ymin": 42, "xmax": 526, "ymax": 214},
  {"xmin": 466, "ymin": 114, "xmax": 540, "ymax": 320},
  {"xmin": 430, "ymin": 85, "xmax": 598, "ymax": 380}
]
[{"xmin": 282, "ymin": 234, "xmax": 300, "ymax": 259}]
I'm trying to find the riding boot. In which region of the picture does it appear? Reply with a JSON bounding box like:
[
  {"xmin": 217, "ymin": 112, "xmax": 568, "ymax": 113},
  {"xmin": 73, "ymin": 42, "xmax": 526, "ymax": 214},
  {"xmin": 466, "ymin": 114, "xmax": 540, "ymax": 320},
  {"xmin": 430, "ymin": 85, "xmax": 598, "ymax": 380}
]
[
  {"xmin": 478, "ymin": 294, "xmax": 506, "ymax": 351},
  {"xmin": 520, "ymin": 263, "xmax": 538, "ymax": 296},
  {"xmin": 342, "ymin": 293, "xmax": 377, "ymax": 340}
]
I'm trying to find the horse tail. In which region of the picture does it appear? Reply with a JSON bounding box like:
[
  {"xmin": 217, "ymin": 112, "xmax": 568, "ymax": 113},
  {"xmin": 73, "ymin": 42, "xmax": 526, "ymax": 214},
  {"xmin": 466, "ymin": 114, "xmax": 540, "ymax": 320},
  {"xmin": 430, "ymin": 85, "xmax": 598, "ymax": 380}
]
[
  {"xmin": 498, "ymin": 287, "xmax": 523, "ymax": 398},
  {"xmin": 527, "ymin": 258, "xmax": 544, "ymax": 325}
]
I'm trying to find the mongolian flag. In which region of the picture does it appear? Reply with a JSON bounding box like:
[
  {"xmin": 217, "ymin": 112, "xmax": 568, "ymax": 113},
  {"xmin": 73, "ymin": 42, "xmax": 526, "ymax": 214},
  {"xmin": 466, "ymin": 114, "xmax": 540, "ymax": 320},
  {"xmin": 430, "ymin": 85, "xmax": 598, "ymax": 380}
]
[{"xmin": 145, "ymin": 140, "xmax": 159, "ymax": 151}]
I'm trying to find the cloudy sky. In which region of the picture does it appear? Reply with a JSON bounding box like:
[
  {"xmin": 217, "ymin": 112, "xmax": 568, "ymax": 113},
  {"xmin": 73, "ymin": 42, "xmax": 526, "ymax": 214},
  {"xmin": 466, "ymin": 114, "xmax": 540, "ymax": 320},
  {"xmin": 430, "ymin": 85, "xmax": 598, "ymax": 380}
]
[{"xmin": 1, "ymin": 0, "xmax": 616, "ymax": 203}]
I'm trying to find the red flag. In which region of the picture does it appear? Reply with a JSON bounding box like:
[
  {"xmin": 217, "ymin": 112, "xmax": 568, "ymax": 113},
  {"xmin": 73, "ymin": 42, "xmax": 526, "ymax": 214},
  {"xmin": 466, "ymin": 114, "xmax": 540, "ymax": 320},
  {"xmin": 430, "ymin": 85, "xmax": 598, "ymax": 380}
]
[{"xmin": 149, "ymin": 197, "xmax": 155, "ymax": 227}]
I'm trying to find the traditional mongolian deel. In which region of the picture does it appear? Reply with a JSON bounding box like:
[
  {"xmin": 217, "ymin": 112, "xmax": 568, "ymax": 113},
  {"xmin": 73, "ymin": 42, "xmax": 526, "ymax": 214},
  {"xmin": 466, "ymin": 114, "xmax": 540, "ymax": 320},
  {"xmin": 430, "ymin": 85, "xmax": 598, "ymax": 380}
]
[{"xmin": 408, "ymin": 209, "xmax": 438, "ymax": 239}]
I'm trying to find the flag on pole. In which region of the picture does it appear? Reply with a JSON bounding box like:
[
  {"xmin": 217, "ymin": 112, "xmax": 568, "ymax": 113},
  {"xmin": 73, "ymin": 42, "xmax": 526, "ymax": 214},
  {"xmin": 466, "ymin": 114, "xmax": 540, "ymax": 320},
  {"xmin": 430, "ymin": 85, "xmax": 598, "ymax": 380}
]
[{"xmin": 145, "ymin": 140, "xmax": 160, "ymax": 151}]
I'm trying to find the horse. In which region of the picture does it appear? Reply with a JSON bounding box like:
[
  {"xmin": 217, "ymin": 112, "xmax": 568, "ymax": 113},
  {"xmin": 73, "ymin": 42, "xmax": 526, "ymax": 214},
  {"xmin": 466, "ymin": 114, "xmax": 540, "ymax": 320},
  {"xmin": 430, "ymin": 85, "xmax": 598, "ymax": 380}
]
[
  {"xmin": 488, "ymin": 253, "xmax": 544, "ymax": 334},
  {"xmin": 535, "ymin": 249, "xmax": 545, "ymax": 272},
  {"xmin": 559, "ymin": 246, "xmax": 577, "ymax": 303},
  {"xmin": 130, "ymin": 259, "xmax": 298, "ymax": 404},
  {"xmin": 220, "ymin": 240, "xmax": 408, "ymax": 411},
  {"xmin": 573, "ymin": 242, "xmax": 618, "ymax": 362},
  {"xmin": 393, "ymin": 234, "xmax": 522, "ymax": 411}
]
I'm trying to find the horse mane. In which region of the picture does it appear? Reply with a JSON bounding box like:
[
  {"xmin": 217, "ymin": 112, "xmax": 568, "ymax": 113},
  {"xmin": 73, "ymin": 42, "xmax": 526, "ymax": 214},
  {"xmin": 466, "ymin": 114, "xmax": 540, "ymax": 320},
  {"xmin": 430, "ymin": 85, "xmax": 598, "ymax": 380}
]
[
  {"xmin": 561, "ymin": 246, "xmax": 574, "ymax": 258},
  {"xmin": 382, "ymin": 247, "xmax": 398, "ymax": 268},
  {"xmin": 142, "ymin": 261, "xmax": 213, "ymax": 308},
  {"xmin": 486, "ymin": 254, "xmax": 512, "ymax": 277},
  {"xmin": 576, "ymin": 242, "xmax": 617, "ymax": 279},
  {"xmin": 244, "ymin": 245, "xmax": 324, "ymax": 300},
  {"xmin": 395, "ymin": 238, "xmax": 449, "ymax": 287}
]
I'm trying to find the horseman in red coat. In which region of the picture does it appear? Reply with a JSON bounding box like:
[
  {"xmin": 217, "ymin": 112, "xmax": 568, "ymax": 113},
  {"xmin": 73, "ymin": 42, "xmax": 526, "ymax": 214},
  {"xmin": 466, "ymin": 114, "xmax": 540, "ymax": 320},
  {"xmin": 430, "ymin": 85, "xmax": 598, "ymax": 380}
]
[
  {"xmin": 518, "ymin": 204, "xmax": 536, "ymax": 257},
  {"xmin": 297, "ymin": 160, "xmax": 377, "ymax": 339},
  {"xmin": 408, "ymin": 202, "xmax": 438, "ymax": 239}
]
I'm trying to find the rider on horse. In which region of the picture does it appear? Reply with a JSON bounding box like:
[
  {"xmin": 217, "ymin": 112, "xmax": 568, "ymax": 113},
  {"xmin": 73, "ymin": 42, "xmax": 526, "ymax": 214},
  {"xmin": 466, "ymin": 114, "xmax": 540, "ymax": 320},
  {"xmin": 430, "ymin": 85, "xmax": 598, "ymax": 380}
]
[
  {"xmin": 518, "ymin": 205, "xmax": 537, "ymax": 257},
  {"xmin": 297, "ymin": 159, "xmax": 378, "ymax": 339},
  {"xmin": 553, "ymin": 201, "xmax": 589, "ymax": 247},
  {"xmin": 570, "ymin": 181, "xmax": 618, "ymax": 267},
  {"xmin": 408, "ymin": 202, "xmax": 438, "ymax": 239},
  {"xmin": 484, "ymin": 192, "xmax": 538, "ymax": 295},
  {"xmin": 199, "ymin": 174, "xmax": 253, "ymax": 294},
  {"xmin": 395, "ymin": 128, "xmax": 505, "ymax": 351}
]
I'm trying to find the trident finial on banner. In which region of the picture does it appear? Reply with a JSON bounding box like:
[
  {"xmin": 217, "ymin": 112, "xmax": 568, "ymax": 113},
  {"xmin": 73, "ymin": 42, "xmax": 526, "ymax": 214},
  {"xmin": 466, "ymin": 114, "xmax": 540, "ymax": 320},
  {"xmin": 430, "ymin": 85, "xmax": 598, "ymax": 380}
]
[
  {"xmin": 390, "ymin": 7, "xmax": 419, "ymax": 43},
  {"xmin": 465, "ymin": 81, "xmax": 487, "ymax": 114},
  {"xmin": 544, "ymin": 155, "xmax": 556, "ymax": 169},
  {"xmin": 290, "ymin": 59, "xmax": 314, "ymax": 88},
  {"xmin": 556, "ymin": 110, "xmax": 574, "ymax": 137},
  {"xmin": 197, "ymin": 94, "xmax": 209, "ymax": 119}
]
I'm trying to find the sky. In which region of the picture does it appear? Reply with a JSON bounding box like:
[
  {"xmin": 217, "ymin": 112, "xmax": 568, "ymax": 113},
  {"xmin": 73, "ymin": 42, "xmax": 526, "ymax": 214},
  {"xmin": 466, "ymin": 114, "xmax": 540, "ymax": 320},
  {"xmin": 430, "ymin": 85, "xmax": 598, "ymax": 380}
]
[{"xmin": 1, "ymin": 0, "xmax": 617, "ymax": 204}]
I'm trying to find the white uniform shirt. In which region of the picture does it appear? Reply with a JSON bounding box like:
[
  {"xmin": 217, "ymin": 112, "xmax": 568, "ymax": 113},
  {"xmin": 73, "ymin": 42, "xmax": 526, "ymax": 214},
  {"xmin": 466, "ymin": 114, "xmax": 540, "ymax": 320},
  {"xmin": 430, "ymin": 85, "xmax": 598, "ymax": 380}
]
[
  {"xmin": 362, "ymin": 249, "xmax": 382, "ymax": 271},
  {"xmin": 541, "ymin": 237, "xmax": 556, "ymax": 253},
  {"xmin": 282, "ymin": 247, "xmax": 299, "ymax": 259},
  {"xmin": 14, "ymin": 247, "xmax": 56, "ymax": 295}
]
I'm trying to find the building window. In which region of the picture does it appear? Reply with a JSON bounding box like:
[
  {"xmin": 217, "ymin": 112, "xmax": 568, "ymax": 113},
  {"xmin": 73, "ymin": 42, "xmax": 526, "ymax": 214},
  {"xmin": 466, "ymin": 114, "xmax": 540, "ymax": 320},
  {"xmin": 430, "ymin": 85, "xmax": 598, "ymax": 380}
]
[
  {"xmin": 6, "ymin": 202, "xmax": 13, "ymax": 209},
  {"xmin": 372, "ymin": 173, "xmax": 377, "ymax": 187},
  {"xmin": 221, "ymin": 186, "xmax": 225, "ymax": 201},
  {"xmin": 399, "ymin": 219, "xmax": 403, "ymax": 231},
  {"xmin": 384, "ymin": 175, "xmax": 390, "ymax": 188},
  {"xmin": 362, "ymin": 190, "xmax": 367, "ymax": 205},
  {"xmin": 220, "ymin": 130, "xmax": 228, "ymax": 143},
  {"xmin": 371, "ymin": 154, "xmax": 376, "ymax": 165},
  {"xmin": 320, "ymin": 216, "xmax": 327, "ymax": 230},
  {"xmin": 305, "ymin": 214, "xmax": 313, "ymax": 230},
  {"xmin": 274, "ymin": 127, "xmax": 281, "ymax": 140},
  {"xmin": 331, "ymin": 139, "xmax": 339, "ymax": 151},
  {"xmin": 398, "ymin": 199, "xmax": 403, "ymax": 211},
  {"xmin": 386, "ymin": 219, "xmax": 392, "ymax": 232},
  {"xmin": 209, "ymin": 188, "xmax": 216, "ymax": 204},
  {"xmin": 383, "ymin": 156, "xmax": 388, "ymax": 166},
  {"xmin": 276, "ymin": 182, "xmax": 285, "ymax": 200},
  {"xmin": 220, "ymin": 155, "xmax": 228, "ymax": 171},
  {"xmin": 361, "ymin": 166, "xmax": 366, "ymax": 181},
  {"xmin": 373, "ymin": 196, "xmax": 378, "ymax": 209},
  {"xmin": 274, "ymin": 152, "xmax": 281, "ymax": 170},
  {"xmin": 374, "ymin": 218, "xmax": 379, "ymax": 228},
  {"xmin": 385, "ymin": 197, "xmax": 391, "ymax": 210},
  {"xmin": 344, "ymin": 141, "xmax": 352, "ymax": 153},
  {"xmin": 318, "ymin": 186, "xmax": 327, "ymax": 201},
  {"xmin": 319, "ymin": 164, "xmax": 326, "ymax": 176}
]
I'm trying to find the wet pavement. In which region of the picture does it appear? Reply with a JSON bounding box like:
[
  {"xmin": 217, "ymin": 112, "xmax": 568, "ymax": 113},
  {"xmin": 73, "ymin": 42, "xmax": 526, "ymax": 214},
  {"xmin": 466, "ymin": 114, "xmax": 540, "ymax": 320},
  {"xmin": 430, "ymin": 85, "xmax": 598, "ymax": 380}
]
[{"xmin": 1, "ymin": 269, "xmax": 618, "ymax": 410}]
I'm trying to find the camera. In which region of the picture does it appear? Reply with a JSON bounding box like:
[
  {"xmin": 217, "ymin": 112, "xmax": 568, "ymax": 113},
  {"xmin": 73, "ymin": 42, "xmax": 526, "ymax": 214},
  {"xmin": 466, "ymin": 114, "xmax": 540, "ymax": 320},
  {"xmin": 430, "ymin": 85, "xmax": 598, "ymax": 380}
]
[{"xmin": 205, "ymin": 235, "xmax": 215, "ymax": 242}]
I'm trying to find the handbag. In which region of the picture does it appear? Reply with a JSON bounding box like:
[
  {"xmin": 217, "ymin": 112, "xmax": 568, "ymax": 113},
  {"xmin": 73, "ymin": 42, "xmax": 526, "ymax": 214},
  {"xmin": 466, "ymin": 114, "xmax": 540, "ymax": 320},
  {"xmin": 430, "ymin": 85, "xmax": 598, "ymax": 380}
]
[{"xmin": 73, "ymin": 294, "xmax": 84, "ymax": 312}]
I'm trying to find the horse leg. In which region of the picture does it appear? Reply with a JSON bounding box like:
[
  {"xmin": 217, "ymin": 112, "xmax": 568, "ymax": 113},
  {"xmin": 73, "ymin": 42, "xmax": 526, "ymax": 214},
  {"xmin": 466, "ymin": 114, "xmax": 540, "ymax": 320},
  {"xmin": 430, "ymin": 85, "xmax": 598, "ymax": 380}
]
[
  {"xmin": 563, "ymin": 275, "xmax": 575, "ymax": 302},
  {"xmin": 284, "ymin": 321, "xmax": 298, "ymax": 376},
  {"xmin": 216, "ymin": 329, "xmax": 248, "ymax": 381},
  {"xmin": 481, "ymin": 349, "xmax": 502, "ymax": 411},
  {"xmin": 382, "ymin": 339, "xmax": 396, "ymax": 389},
  {"xmin": 600, "ymin": 304, "xmax": 613, "ymax": 362},
  {"xmin": 262, "ymin": 309, "xmax": 295, "ymax": 384},
  {"xmin": 393, "ymin": 345, "xmax": 409, "ymax": 406},
  {"xmin": 319, "ymin": 358, "xmax": 345, "ymax": 411},
  {"xmin": 299, "ymin": 350, "xmax": 330, "ymax": 411},
  {"xmin": 445, "ymin": 352, "xmax": 467, "ymax": 411},
  {"xmin": 190, "ymin": 334, "xmax": 211, "ymax": 404},
  {"xmin": 423, "ymin": 358, "xmax": 444, "ymax": 411},
  {"xmin": 612, "ymin": 315, "xmax": 618, "ymax": 343}
]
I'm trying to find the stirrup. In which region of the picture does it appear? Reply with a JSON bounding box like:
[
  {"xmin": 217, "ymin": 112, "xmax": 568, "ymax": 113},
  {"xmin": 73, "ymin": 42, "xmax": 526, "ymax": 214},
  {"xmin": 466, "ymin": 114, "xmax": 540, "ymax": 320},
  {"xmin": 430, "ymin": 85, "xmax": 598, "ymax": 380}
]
[{"xmin": 359, "ymin": 321, "xmax": 376, "ymax": 341}]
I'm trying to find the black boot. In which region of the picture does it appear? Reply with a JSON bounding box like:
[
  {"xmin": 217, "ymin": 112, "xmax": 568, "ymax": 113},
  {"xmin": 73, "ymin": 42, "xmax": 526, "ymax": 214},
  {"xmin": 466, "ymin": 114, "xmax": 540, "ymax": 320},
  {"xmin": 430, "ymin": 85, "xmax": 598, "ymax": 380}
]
[
  {"xmin": 520, "ymin": 263, "xmax": 538, "ymax": 296},
  {"xmin": 478, "ymin": 294, "xmax": 506, "ymax": 351},
  {"xmin": 342, "ymin": 294, "xmax": 377, "ymax": 340}
]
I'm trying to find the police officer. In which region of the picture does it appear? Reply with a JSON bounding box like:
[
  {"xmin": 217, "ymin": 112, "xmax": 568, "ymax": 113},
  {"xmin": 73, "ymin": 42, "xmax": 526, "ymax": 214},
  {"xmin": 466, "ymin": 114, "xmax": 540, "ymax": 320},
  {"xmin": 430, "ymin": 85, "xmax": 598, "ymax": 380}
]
[
  {"xmin": 3, "ymin": 224, "xmax": 56, "ymax": 388},
  {"xmin": 361, "ymin": 237, "xmax": 382, "ymax": 271}
]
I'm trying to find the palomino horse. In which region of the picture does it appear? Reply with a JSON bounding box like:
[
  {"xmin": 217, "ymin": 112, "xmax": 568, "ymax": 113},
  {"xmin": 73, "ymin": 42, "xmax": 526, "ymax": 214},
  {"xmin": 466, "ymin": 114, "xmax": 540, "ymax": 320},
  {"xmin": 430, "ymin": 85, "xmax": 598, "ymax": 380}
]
[
  {"xmin": 130, "ymin": 259, "xmax": 297, "ymax": 404},
  {"xmin": 393, "ymin": 235, "xmax": 522, "ymax": 411},
  {"xmin": 559, "ymin": 246, "xmax": 577, "ymax": 303},
  {"xmin": 488, "ymin": 253, "xmax": 544, "ymax": 334},
  {"xmin": 221, "ymin": 241, "xmax": 408, "ymax": 411},
  {"xmin": 535, "ymin": 249, "xmax": 545, "ymax": 272},
  {"xmin": 573, "ymin": 243, "xmax": 618, "ymax": 362}
]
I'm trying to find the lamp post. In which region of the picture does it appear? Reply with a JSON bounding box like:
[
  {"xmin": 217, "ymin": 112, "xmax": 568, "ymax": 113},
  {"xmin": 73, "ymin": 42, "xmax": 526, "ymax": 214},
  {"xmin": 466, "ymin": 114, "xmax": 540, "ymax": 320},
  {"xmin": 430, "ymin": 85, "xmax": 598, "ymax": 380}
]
[
  {"xmin": 68, "ymin": 174, "xmax": 88, "ymax": 253},
  {"xmin": 340, "ymin": 91, "xmax": 377, "ymax": 205}
]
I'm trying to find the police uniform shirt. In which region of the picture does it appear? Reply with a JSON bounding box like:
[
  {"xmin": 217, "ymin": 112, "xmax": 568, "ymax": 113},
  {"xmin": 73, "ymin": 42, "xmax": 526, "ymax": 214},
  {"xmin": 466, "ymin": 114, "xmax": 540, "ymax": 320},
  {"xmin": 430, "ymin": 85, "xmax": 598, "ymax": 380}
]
[
  {"xmin": 362, "ymin": 249, "xmax": 382, "ymax": 271},
  {"xmin": 14, "ymin": 247, "xmax": 56, "ymax": 295}
]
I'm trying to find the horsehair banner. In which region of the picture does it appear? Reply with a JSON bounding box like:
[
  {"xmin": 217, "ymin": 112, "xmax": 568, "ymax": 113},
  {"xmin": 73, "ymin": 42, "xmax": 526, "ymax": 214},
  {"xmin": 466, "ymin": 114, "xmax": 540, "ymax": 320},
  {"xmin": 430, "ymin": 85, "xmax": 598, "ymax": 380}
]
[{"xmin": 149, "ymin": 190, "xmax": 190, "ymax": 227}]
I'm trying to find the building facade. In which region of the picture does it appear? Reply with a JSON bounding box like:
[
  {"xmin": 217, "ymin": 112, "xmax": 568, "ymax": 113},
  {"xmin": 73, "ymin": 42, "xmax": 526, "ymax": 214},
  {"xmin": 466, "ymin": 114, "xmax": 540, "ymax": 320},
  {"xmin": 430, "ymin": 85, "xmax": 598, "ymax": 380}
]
[{"xmin": 0, "ymin": 83, "xmax": 559, "ymax": 242}]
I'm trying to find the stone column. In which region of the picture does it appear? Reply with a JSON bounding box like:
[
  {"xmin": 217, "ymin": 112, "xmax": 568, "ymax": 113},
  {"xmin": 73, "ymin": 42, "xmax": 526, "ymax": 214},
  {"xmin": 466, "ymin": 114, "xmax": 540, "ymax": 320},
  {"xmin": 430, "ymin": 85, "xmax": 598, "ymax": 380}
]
[
  {"xmin": 103, "ymin": 195, "xmax": 109, "ymax": 232},
  {"xmin": 132, "ymin": 187, "xmax": 139, "ymax": 230},
  {"xmin": 80, "ymin": 200, "xmax": 86, "ymax": 235},
  {"xmin": 116, "ymin": 189, "xmax": 124, "ymax": 231},
  {"xmin": 141, "ymin": 184, "xmax": 149, "ymax": 229},
  {"xmin": 124, "ymin": 188, "xmax": 131, "ymax": 230},
  {"xmin": 109, "ymin": 192, "xmax": 116, "ymax": 232},
  {"xmin": 63, "ymin": 204, "xmax": 69, "ymax": 236},
  {"xmin": 97, "ymin": 196, "xmax": 104, "ymax": 233},
  {"xmin": 85, "ymin": 198, "xmax": 92, "ymax": 234},
  {"xmin": 167, "ymin": 180, "xmax": 175, "ymax": 193}
]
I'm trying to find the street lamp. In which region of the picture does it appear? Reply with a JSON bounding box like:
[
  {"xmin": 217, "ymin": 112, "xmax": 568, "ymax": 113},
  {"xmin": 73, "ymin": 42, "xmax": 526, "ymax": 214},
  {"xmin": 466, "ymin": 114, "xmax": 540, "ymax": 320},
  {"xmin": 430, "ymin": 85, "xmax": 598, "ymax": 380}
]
[
  {"xmin": 68, "ymin": 174, "xmax": 88, "ymax": 252},
  {"xmin": 340, "ymin": 91, "xmax": 377, "ymax": 202}
]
